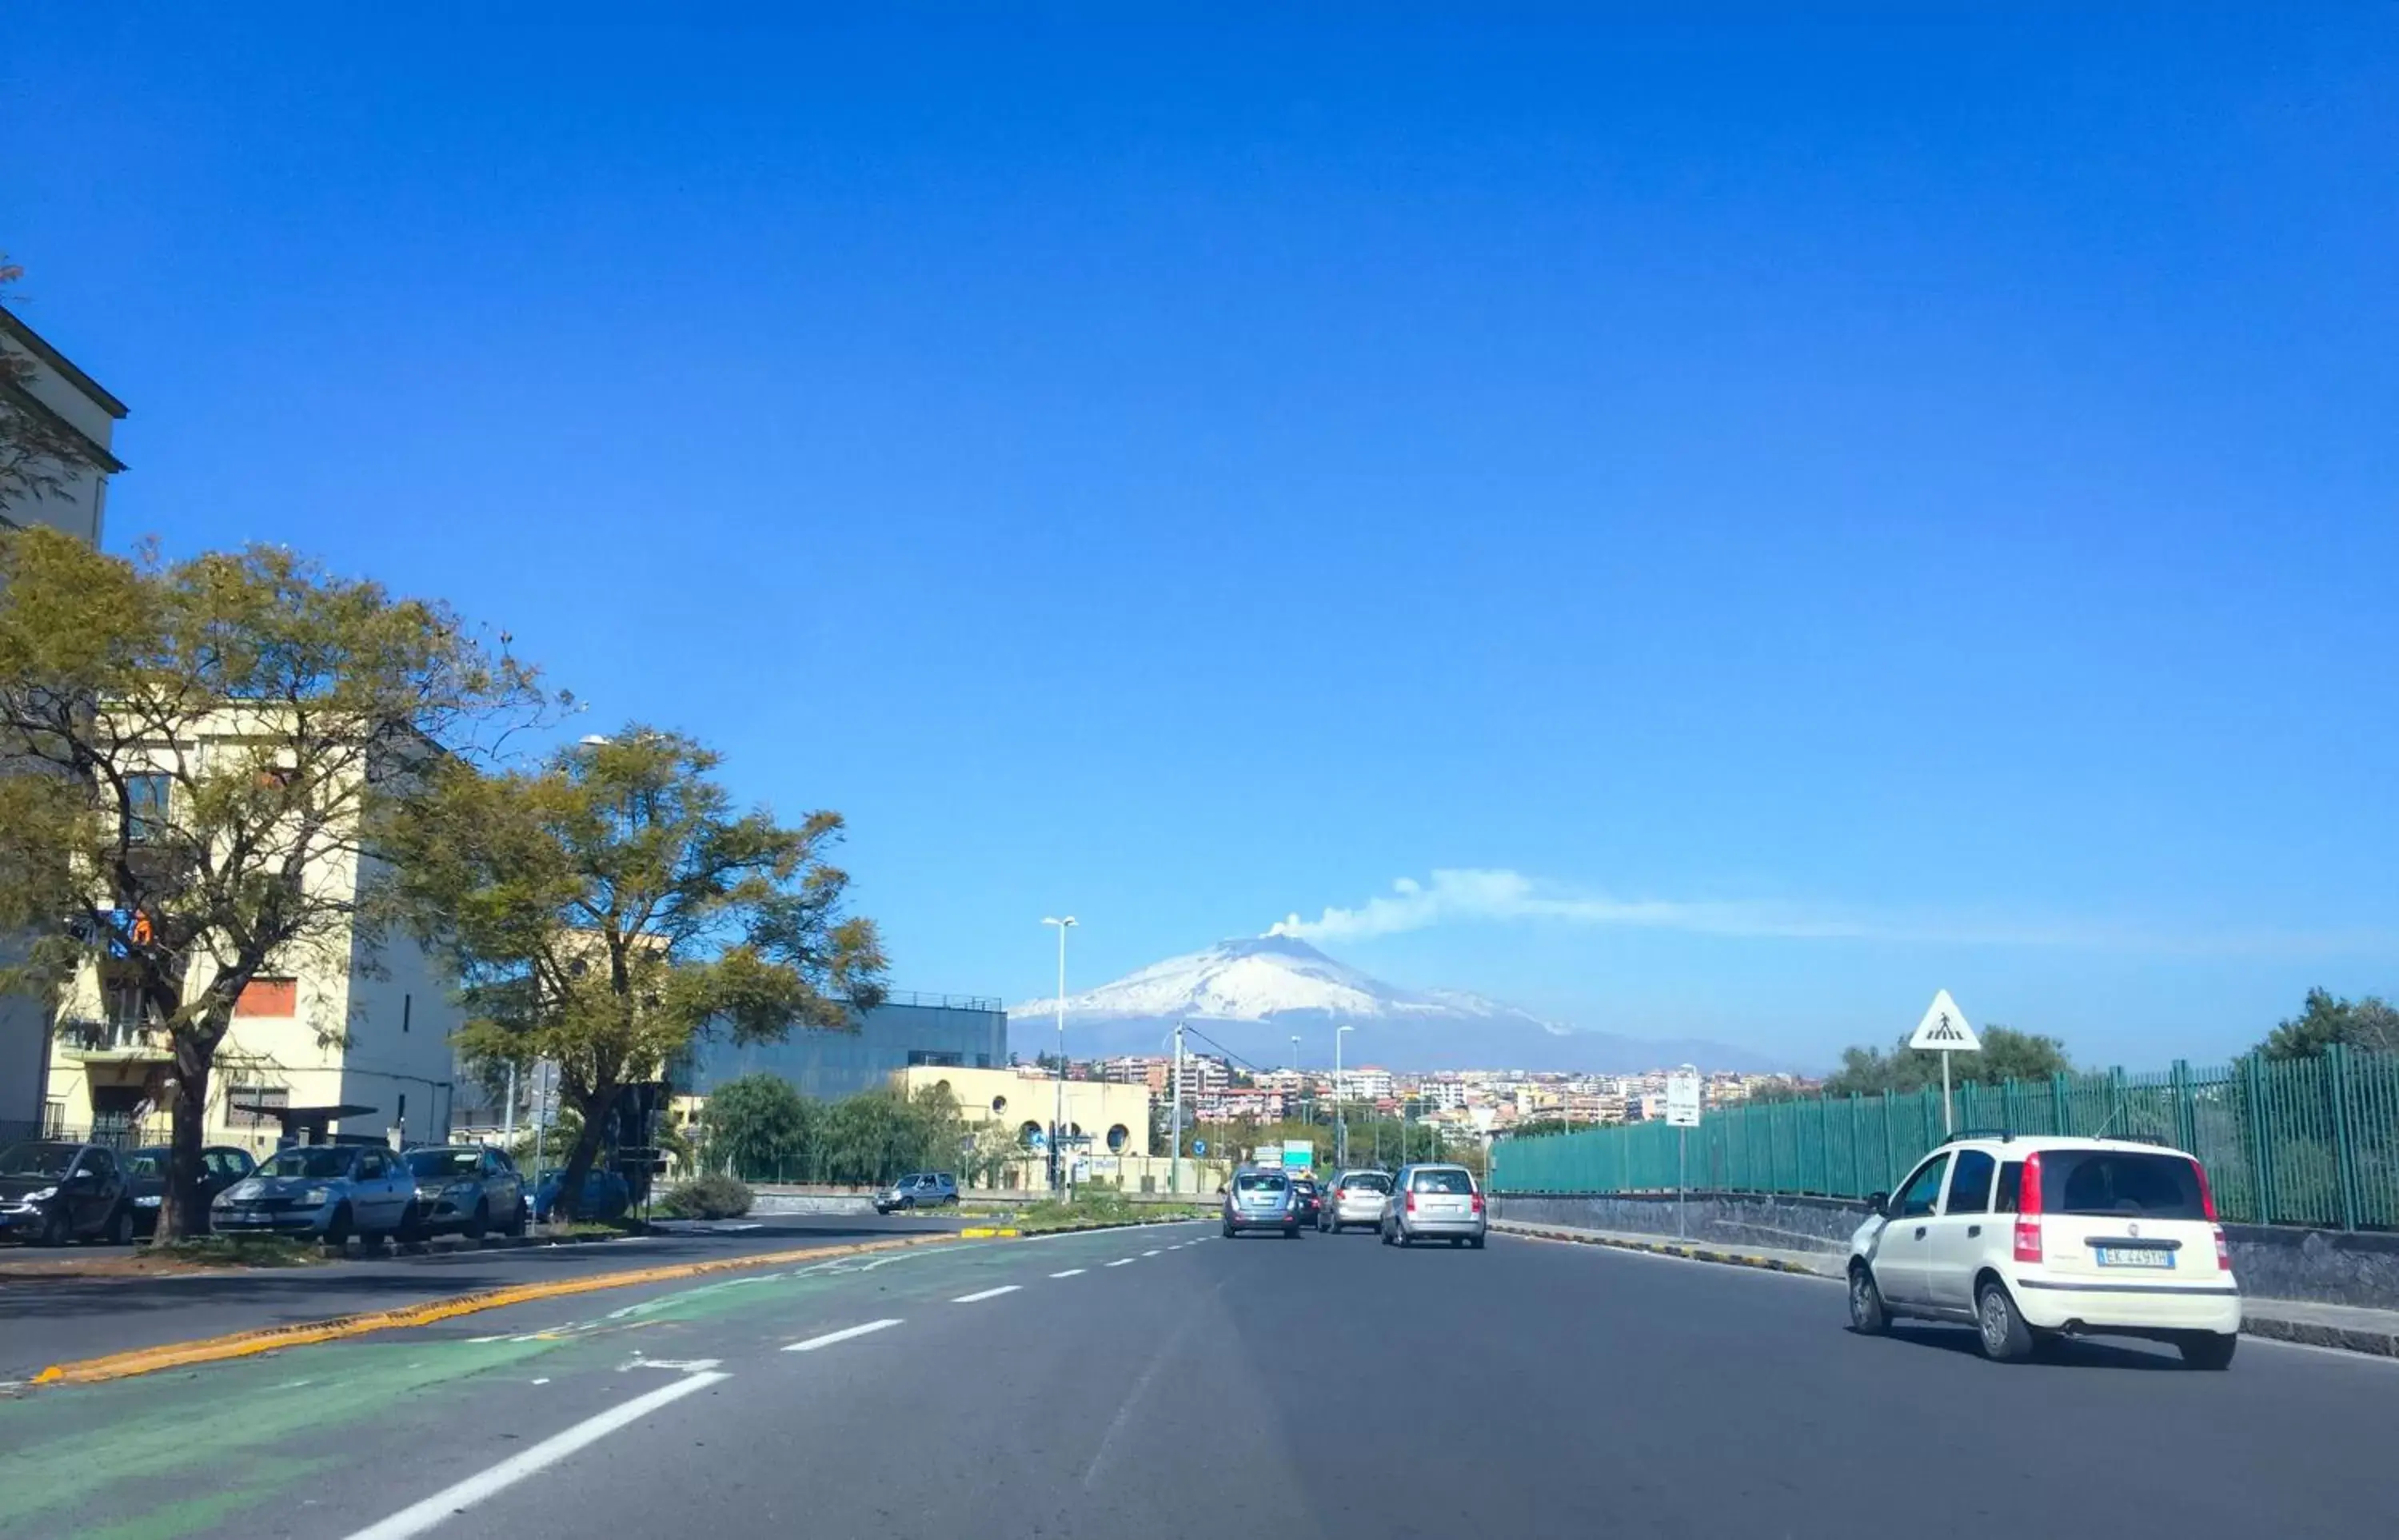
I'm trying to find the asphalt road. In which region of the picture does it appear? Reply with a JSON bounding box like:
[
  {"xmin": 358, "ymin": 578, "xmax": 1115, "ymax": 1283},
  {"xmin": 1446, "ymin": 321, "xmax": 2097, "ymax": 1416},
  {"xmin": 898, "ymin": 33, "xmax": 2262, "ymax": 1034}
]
[
  {"xmin": 0, "ymin": 1211, "xmax": 960, "ymax": 1381},
  {"xmin": 6, "ymin": 1222, "xmax": 2397, "ymax": 1540}
]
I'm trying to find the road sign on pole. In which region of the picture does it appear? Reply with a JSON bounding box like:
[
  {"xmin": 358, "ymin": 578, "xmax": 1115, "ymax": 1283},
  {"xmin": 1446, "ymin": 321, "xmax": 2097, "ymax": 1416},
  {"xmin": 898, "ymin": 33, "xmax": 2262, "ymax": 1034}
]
[
  {"xmin": 1665, "ymin": 1070, "xmax": 1702, "ymax": 1129},
  {"xmin": 1667, "ymin": 1065, "xmax": 1700, "ymax": 1239},
  {"xmin": 1908, "ymin": 990, "xmax": 1982, "ymax": 1135}
]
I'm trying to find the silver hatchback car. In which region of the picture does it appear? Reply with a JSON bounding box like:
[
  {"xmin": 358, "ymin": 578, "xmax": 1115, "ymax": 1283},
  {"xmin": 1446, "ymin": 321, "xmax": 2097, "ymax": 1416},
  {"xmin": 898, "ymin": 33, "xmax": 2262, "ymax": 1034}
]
[
  {"xmin": 1381, "ymin": 1163, "xmax": 1487, "ymax": 1248},
  {"xmin": 1318, "ymin": 1168, "xmax": 1393, "ymax": 1232}
]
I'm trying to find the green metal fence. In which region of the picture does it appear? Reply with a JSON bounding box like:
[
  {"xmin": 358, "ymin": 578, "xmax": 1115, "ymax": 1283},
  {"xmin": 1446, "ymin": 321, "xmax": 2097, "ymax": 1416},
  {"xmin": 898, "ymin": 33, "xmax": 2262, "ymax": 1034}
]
[{"xmin": 1491, "ymin": 1047, "xmax": 2399, "ymax": 1231}]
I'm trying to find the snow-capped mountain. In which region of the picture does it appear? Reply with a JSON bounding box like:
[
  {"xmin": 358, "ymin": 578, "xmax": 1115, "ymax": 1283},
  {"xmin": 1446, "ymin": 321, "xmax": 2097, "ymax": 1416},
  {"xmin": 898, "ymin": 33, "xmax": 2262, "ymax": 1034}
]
[{"xmin": 1009, "ymin": 935, "xmax": 1780, "ymax": 1074}]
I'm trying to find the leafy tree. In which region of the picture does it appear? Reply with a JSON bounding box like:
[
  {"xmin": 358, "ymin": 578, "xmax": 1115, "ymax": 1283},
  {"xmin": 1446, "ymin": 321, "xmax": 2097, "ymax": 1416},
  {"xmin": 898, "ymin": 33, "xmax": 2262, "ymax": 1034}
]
[
  {"xmin": 964, "ymin": 1115, "xmax": 1028, "ymax": 1190},
  {"xmin": 701, "ymin": 1072, "xmax": 816, "ymax": 1176},
  {"xmin": 0, "ymin": 258, "xmax": 110, "ymax": 514},
  {"xmin": 388, "ymin": 728, "xmax": 886, "ymax": 1218},
  {"xmin": 0, "ymin": 529, "xmax": 541, "ymax": 1237},
  {"xmin": 2259, "ymin": 987, "xmax": 2399, "ymax": 1060},
  {"xmin": 1820, "ymin": 1026, "xmax": 2072, "ymax": 1097}
]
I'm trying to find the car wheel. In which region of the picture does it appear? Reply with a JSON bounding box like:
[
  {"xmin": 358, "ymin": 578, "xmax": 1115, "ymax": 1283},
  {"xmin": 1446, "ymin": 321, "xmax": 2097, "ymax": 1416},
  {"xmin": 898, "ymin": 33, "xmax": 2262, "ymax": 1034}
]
[
  {"xmin": 1379, "ymin": 1223, "xmax": 1395, "ymax": 1247},
  {"xmin": 36, "ymin": 1207, "xmax": 69, "ymax": 1247},
  {"xmin": 1975, "ymin": 1279, "xmax": 2034, "ymax": 1362},
  {"xmin": 1222, "ymin": 1221, "xmax": 1235, "ymax": 1239},
  {"xmin": 466, "ymin": 1200, "xmax": 489, "ymax": 1242},
  {"xmin": 509, "ymin": 1198, "xmax": 530, "ymax": 1237},
  {"xmin": 2177, "ymin": 1331, "xmax": 2238, "ymax": 1371},
  {"xmin": 1848, "ymin": 1266, "xmax": 1890, "ymax": 1335},
  {"xmin": 1470, "ymin": 1235, "xmax": 1486, "ymax": 1250},
  {"xmin": 106, "ymin": 1205, "xmax": 134, "ymax": 1247},
  {"xmin": 398, "ymin": 1204, "xmax": 429, "ymax": 1245},
  {"xmin": 321, "ymin": 1205, "xmax": 353, "ymax": 1253},
  {"xmin": 898, "ymin": 1196, "xmax": 914, "ymax": 1212}
]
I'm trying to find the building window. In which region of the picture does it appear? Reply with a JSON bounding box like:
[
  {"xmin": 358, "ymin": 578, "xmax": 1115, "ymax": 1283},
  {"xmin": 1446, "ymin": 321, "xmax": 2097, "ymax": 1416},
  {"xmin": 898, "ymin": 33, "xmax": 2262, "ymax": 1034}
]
[
  {"xmin": 125, "ymin": 772, "xmax": 170, "ymax": 844},
  {"xmin": 906, "ymin": 1049, "xmax": 962, "ymax": 1067},
  {"xmin": 234, "ymin": 978, "xmax": 298, "ymax": 1017},
  {"xmin": 1106, "ymin": 1124, "xmax": 1129, "ymax": 1154},
  {"xmin": 991, "ymin": 1095, "xmax": 1008, "ymax": 1116},
  {"xmin": 1018, "ymin": 1121, "xmax": 1042, "ymax": 1147},
  {"xmin": 227, "ymin": 1084, "xmax": 289, "ymax": 1129}
]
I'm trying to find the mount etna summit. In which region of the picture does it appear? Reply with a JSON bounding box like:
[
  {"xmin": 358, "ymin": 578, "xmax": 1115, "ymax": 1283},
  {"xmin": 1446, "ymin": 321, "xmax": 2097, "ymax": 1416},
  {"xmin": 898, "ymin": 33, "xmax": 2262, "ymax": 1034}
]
[{"xmin": 1009, "ymin": 936, "xmax": 1776, "ymax": 1073}]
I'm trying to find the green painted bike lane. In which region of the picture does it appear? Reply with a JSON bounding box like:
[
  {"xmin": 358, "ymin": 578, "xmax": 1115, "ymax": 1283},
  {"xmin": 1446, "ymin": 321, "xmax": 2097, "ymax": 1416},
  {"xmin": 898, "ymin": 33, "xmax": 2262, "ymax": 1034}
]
[{"xmin": 0, "ymin": 1223, "xmax": 1207, "ymax": 1540}]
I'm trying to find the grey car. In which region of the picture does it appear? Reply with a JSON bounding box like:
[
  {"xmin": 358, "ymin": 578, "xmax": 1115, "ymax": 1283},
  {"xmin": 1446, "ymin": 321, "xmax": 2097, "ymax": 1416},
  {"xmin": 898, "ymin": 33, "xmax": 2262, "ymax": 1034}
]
[
  {"xmin": 1220, "ymin": 1166, "xmax": 1302, "ymax": 1238},
  {"xmin": 874, "ymin": 1171, "xmax": 959, "ymax": 1213},
  {"xmin": 214, "ymin": 1143, "xmax": 419, "ymax": 1247},
  {"xmin": 1318, "ymin": 1168, "xmax": 1393, "ymax": 1233},
  {"xmin": 404, "ymin": 1145, "xmax": 529, "ymax": 1239},
  {"xmin": 1381, "ymin": 1163, "xmax": 1487, "ymax": 1248}
]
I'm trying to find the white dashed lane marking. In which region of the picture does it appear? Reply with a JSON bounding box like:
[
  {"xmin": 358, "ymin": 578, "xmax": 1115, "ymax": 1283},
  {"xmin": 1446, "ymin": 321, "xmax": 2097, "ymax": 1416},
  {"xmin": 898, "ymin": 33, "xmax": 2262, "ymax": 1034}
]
[
  {"xmin": 784, "ymin": 1319, "xmax": 904, "ymax": 1353},
  {"xmin": 953, "ymin": 1285, "xmax": 1023, "ymax": 1303}
]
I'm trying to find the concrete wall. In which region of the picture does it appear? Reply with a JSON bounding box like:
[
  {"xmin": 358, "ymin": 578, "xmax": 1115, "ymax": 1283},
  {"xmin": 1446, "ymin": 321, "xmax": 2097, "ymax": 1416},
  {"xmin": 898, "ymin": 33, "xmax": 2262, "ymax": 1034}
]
[{"xmin": 1491, "ymin": 1189, "xmax": 2399, "ymax": 1311}]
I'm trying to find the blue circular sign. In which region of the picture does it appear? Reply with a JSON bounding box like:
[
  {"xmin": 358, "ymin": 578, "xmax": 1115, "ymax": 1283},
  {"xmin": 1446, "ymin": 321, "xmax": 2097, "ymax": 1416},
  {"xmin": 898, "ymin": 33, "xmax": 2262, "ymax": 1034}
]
[{"xmin": 1192, "ymin": 1139, "xmax": 1207, "ymax": 1155}]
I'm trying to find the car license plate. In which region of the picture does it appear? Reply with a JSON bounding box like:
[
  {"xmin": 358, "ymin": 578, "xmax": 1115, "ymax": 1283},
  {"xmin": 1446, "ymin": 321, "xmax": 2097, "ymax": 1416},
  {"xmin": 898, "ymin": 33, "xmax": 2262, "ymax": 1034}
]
[{"xmin": 2095, "ymin": 1247, "xmax": 2173, "ymax": 1269}]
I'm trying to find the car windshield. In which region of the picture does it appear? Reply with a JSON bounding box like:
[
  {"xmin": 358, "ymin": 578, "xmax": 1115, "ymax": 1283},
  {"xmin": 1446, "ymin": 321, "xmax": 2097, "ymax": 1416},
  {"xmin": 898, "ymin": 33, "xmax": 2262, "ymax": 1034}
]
[
  {"xmin": 126, "ymin": 1148, "xmax": 170, "ymax": 1178},
  {"xmin": 258, "ymin": 1147, "xmax": 355, "ymax": 1180},
  {"xmin": 1234, "ymin": 1173, "xmax": 1287, "ymax": 1194},
  {"xmin": 0, "ymin": 1143, "xmax": 79, "ymax": 1179},
  {"xmin": 408, "ymin": 1150, "xmax": 482, "ymax": 1179},
  {"xmin": 1340, "ymin": 1173, "xmax": 1392, "ymax": 1192},
  {"xmin": 2042, "ymin": 1151, "xmax": 2208, "ymax": 1219},
  {"xmin": 1411, "ymin": 1169, "xmax": 1475, "ymax": 1195}
]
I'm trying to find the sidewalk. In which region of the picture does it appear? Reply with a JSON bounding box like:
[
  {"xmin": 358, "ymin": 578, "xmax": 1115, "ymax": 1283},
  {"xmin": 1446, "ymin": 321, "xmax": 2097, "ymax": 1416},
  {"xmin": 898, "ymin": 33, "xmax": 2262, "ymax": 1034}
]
[{"xmin": 1491, "ymin": 1219, "xmax": 2399, "ymax": 1358}]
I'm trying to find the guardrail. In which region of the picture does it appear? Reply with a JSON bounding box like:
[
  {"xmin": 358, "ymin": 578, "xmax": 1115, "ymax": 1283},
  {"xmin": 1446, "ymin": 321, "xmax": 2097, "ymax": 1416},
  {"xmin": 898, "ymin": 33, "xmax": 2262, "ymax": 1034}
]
[{"xmin": 1493, "ymin": 1047, "xmax": 2399, "ymax": 1231}]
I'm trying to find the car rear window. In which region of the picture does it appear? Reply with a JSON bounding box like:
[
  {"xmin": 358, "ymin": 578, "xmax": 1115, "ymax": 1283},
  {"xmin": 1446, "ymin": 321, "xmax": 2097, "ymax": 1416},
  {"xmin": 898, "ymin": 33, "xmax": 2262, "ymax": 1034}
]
[
  {"xmin": 1340, "ymin": 1173, "xmax": 1391, "ymax": 1193},
  {"xmin": 2041, "ymin": 1151, "xmax": 2207, "ymax": 1219},
  {"xmin": 1411, "ymin": 1169, "xmax": 1474, "ymax": 1195},
  {"xmin": 1235, "ymin": 1173, "xmax": 1287, "ymax": 1194}
]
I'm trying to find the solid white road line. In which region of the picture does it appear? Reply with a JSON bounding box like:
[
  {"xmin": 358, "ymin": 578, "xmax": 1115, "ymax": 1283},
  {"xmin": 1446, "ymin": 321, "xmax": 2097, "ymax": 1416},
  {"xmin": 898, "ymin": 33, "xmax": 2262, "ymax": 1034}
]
[
  {"xmin": 783, "ymin": 1319, "xmax": 904, "ymax": 1353},
  {"xmin": 1050, "ymin": 1268, "xmax": 1087, "ymax": 1278},
  {"xmin": 953, "ymin": 1285, "xmax": 1022, "ymax": 1303},
  {"xmin": 343, "ymin": 1370, "xmax": 728, "ymax": 1540},
  {"xmin": 1105, "ymin": 1258, "xmax": 1137, "ymax": 1267}
]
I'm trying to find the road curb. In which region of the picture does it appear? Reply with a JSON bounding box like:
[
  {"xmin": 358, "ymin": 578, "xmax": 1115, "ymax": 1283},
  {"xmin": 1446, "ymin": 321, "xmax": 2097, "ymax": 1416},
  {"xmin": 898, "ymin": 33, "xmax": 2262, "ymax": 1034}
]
[
  {"xmin": 2237, "ymin": 1313, "xmax": 2399, "ymax": 1358},
  {"xmin": 28, "ymin": 1232, "xmax": 960, "ymax": 1389},
  {"xmin": 1495, "ymin": 1220, "xmax": 1833, "ymax": 1277}
]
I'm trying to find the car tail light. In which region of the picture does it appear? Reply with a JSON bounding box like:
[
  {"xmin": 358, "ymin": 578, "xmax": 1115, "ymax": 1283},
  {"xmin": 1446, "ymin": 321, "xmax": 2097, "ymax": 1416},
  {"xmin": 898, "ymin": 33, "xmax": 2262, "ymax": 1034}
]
[
  {"xmin": 2013, "ymin": 1151, "xmax": 2044, "ymax": 1264},
  {"xmin": 1405, "ymin": 1191, "xmax": 1418, "ymax": 1214},
  {"xmin": 1470, "ymin": 1191, "xmax": 1485, "ymax": 1215},
  {"xmin": 2213, "ymin": 1226, "xmax": 2232, "ymax": 1271},
  {"xmin": 2190, "ymin": 1158, "xmax": 2218, "ymax": 1222}
]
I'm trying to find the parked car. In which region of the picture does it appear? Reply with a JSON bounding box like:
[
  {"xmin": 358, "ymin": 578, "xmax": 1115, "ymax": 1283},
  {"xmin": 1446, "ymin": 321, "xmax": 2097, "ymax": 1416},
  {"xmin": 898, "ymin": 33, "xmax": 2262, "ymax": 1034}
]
[
  {"xmin": 124, "ymin": 1144, "xmax": 257, "ymax": 1236},
  {"xmin": 534, "ymin": 1167, "xmax": 632, "ymax": 1223},
  {"xmin": 1846, "ymin": 1132, "xmax": 2242, "ymax": 1368},
  {"xmin": 1220, "ymin": 1165, "xmax": 1301, "ymax": 1238},
  {"xmin": 404, "ymin": 1145, "xmax": 529, "ymax": 1239},
  {"xmin": 1318, "ymin": 1169, "xmax": 1393, "ymax": 1233},
  {"xmin": 1287, "ymin": 1176, "xmax": 1322, "ymax": 1227},
  {"xmin": 874, "ymin": 1171, "xmax": 960, "ymax": 1214},
  {"xmin": 1381, "ymin": 1163, "xmax": 1487, "ymax": 1248},
  {"xmin": 213, "ymin": 1142, "xmax": 419, "ymax": 1247},
  {"xmin": 0, "ymin": 1140, "xmax": 134, "ymax": 1247}
]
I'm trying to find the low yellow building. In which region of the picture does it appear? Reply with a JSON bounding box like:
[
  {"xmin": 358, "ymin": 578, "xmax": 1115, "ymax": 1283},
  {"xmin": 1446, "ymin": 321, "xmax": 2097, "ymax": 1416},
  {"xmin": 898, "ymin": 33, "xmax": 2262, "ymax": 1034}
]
[{"xmin": 894, "ymin": 1063, "xmax": 1154, "ymax": 1159}]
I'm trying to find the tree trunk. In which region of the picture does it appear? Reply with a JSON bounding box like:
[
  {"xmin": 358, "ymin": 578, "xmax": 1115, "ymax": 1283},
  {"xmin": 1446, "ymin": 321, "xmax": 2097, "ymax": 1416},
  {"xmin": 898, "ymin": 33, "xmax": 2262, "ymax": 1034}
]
[
  {"xmin": 160, "ymin": 1031, "xmax": 217, "ymax": 1242},
  {"xmin": 552, "ymin": 1082, "xmax": 619, "ymax": 1222}
]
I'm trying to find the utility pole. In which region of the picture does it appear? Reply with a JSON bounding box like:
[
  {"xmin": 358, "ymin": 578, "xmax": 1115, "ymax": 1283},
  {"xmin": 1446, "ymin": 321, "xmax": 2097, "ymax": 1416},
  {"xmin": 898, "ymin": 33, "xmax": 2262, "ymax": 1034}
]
[
  {"xmin": 1170, "ymin": 1021, "xmax": 1185, "ymax": 1197},
  {"xmin": 1335, "ymin": 1023, "xmax": 1354, "ymax": 1170},
  {"xmin": 1043, "ymin": 916, "xmax": 1076, "ymax": 1192}
]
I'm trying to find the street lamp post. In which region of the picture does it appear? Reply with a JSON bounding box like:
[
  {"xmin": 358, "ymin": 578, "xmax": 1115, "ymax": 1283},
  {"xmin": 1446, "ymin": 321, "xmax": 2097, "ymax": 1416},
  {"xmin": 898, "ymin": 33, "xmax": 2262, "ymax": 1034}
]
[
  {"xmin": 1335, "ymin": 1024, "xmax": 1355, "ymax": 1169},
  {"xmin": 1042, "ymin": 916, "xmax": 1076, "ymax": 1192}
]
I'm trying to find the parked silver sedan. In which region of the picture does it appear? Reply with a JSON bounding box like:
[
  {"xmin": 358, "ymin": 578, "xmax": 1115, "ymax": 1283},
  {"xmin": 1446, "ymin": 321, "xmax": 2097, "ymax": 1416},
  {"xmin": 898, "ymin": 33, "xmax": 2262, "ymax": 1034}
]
[
  {"xmin": 1380, "ymin": 1163, "xmax": 1487, "ymax": 1248},
  {"xmin": 1317, "ymin": 1168, "xmax": 1393, "ymax": 1232}
]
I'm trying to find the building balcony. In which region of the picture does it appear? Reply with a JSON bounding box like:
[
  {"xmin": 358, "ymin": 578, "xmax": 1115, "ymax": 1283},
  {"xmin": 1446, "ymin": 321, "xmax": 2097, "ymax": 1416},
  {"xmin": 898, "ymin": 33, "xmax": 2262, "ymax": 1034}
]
[{"xmin": 58, "ymin": 1017, "xmax": 175, "ymax": 1062}]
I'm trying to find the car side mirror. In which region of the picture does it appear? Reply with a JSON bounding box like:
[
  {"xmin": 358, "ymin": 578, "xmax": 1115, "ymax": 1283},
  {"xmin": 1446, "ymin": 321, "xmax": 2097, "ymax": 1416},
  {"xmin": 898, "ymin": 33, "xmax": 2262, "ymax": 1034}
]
[{"xmin": 1865, "ymin": 1191, "xmax": 1889, "ymax": 1218}]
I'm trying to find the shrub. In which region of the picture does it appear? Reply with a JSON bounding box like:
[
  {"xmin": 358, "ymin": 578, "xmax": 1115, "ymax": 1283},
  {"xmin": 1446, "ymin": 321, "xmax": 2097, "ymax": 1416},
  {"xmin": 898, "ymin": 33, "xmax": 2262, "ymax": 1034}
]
[{"xmin": 661, "ymin": 1172, "xmax": 753, "ymax": 1219}]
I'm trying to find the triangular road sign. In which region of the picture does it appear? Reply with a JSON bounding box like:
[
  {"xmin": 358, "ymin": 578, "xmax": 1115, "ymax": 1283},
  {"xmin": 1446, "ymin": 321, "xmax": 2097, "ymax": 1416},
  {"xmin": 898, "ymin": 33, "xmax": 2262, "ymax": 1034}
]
[{"xmin": 1908, "ymin": 989, "xmax": 1982, "ymax": 1052}]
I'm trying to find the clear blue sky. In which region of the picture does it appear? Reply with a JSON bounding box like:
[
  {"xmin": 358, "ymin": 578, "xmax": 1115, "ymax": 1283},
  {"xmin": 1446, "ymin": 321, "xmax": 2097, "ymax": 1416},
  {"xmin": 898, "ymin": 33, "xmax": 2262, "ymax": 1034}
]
[{"xmin": 8, "ymin": 6, "xmax": 2394, "ymax": 1068}]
